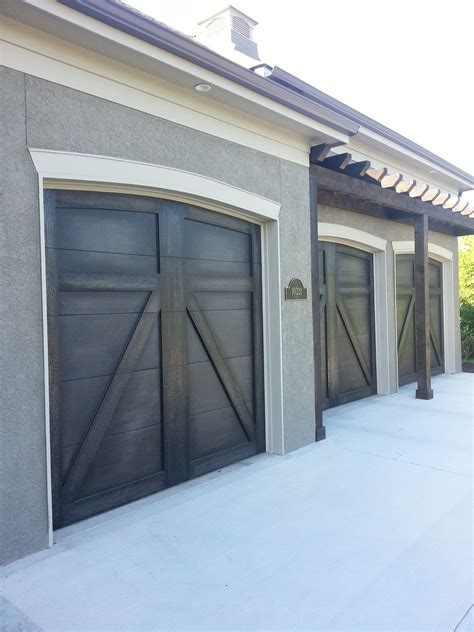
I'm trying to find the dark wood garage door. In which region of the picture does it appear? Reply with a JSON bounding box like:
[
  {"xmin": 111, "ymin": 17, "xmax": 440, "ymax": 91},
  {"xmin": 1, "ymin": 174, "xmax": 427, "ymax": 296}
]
[
  {"xmin": 396, "ymin": 255, "xmax": 444, "ymax": 385},
  {"xmin": 319, "ymin": 242, "xmax": 377, "ymax": 409},
  {"xmin": 46, "ymin": 190, "xmax": 264, "ymax": 527}
]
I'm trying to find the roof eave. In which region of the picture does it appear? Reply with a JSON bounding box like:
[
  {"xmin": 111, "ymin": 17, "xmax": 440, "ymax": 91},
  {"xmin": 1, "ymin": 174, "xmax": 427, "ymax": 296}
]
[{"xmin": 56, "ymin": 0, "xmax": 359, "ymax": 137}]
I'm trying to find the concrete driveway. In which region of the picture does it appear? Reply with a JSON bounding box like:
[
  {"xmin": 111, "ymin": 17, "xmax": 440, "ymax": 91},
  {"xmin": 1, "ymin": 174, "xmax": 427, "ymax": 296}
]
[{"xmin": 1, "ymin": 373, "xmax": 473, "ymax": 631}]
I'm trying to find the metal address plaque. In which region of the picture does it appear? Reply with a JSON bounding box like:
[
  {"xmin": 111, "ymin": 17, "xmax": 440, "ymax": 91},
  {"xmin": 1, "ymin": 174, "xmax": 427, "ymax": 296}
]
[{"xmin": 284, "ymin": 278, "xmax": 307, "ymax": 300}]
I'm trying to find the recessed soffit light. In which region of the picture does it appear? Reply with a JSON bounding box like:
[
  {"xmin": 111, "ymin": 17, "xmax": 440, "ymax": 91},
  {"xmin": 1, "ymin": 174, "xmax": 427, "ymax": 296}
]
[{"xmin": 194, "ymin": 83, "xmax": 212, "ymax": 92}]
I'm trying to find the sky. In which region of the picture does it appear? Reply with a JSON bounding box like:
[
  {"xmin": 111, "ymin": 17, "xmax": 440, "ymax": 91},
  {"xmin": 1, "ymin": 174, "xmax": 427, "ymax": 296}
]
[{"xmin": 127, "ymin": 0, "xmax": 473, "ymax": 200}]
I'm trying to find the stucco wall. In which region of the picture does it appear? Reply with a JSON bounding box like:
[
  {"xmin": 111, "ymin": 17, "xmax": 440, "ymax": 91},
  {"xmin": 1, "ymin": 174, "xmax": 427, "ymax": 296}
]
[
  {"xmin": 0, "ymin": 68, "xmax": 50, "ymax": 565},
  {"xmin": 0, "ymin": 69, "xmax": 316, "ymax": 564}
]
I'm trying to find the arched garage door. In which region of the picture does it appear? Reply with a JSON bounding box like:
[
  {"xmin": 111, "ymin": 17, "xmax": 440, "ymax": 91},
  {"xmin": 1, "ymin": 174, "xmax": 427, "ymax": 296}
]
[
  {"xmin": 46, "ymin": 191, "xmax": 265, "ymax": 527},
  {"xmin": 319, "ymin": 242, "xmax": 377, "ymax": 409},
  {"xmin": 396, "ymin": 255, "xmax": 444, "ymax": 385}
]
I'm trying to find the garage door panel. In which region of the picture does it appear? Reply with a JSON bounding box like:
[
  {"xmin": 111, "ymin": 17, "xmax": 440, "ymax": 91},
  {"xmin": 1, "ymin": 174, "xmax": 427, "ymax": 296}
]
[
  {"xmin": 189, "ymin": 404, "xmax": 250, "ymax": 461},
  {"xmin": 319, "ymin": 242, "xmax": 376, "ymax": 408},
  {"xmin": 336, "ymin": 334, "xmax": 372, "ymax": 368},
  {"xmin": 321, "ymin": 323, "xmax": 328, "ymax": 399},
  {"xmin": 57, "ymin": 290, "xmax": 151, "ymax": 316},
  {"xmin": 187, "ymin": 358, "xmax": 253, "ymax": 417},
  {"xmin": 335, "ymin": 302, "xmax": 372, "ymax": 337},
  {"xmin": 430, "ymin": 296, "xmax": 442, "ymax": 340},
  {"xmin": 188, "ymin": 291, "xmax": 252, "ymax": 312},
  {"xmin": 429, "ymin": 263, "xmax": 441, "ymax": 287},
  {"xmin": 60, "ymin": 375, "xmax": 110, "ymax": 449},
  {"xmin": 396, "ymin": 256, "xmax": 444, "ymax": 384},
  {"xmin": 184, "ymin": 258, "xmax": 251, "ymax": 278},
  {"xmin": 336, "ymin": 365, "xmax": 368, "ymax": 393},
  {"xmin": 396, "ymin": 259, "xmax": 415, "ymax": 284},
  {"xmin": 186, "ymin": 308, "xmax": 253, "ymax": 362},
  {"xmin": 75, "ymin": 423, "xmax": 164, "ymax": 499},
  {"xmin": 47, "ymin": 191, "xmax": 264, "ymax": 527},
  {"xmin": 56, "ymin": 313, "xmax": 139, "ymax": 381},
  {"xmin": 184, "ymin": 219, "xmax": 251, "ymax": 263},
  {"xmin": 61, "ymin": 368, "xmax": 162, "ymax": 449},
  {"xmin": 54, "ymin": 208, "xmax": 158, "ymax": 256},
  {"xmin": 56, "ymin": 249, "xmax": 158, "ymax": 276},
  {"xmin": 55, "ymin": 312, "xmax": 160, "ymax": 381},
  {"xmin": 135, "ymin": 318, "xmax": 161, "ymax": 372},
  {"xmin": 336, "ymin": 252, "xmax": 371, "ymax": 282},
  {"xmin": 105, "ymin": 368, "xmax": 162, "ymax": 437}
]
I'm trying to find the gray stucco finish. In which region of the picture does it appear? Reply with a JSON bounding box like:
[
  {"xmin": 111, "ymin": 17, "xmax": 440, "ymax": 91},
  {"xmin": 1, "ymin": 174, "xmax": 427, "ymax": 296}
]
[
  {"xmin": 0, "ymin": 68, "xmax": 49, "ymax": 565},
  {"xmin": 24, "ymin": 76, "xmax": 281, "ymax": 202},
  {"xmin": 1, "ymin": 72, "xmax": 317, "ymax": 564},
  {"xmin": 279, "ymin": 162, "xmax": 316, "ymax": 452}
]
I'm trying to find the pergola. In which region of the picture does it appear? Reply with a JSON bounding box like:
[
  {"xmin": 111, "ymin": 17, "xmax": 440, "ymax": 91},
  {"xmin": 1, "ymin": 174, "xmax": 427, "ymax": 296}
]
[{"xmin": 310, "ymin": 144, "xmax": 474, "ymax": 440}]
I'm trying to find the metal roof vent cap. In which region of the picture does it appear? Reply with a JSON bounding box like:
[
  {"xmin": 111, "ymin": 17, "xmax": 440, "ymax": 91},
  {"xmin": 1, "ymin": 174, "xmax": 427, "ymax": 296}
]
[{"xmin": 197, "ymin": 5, "xmax": 260, "ymax": 67}]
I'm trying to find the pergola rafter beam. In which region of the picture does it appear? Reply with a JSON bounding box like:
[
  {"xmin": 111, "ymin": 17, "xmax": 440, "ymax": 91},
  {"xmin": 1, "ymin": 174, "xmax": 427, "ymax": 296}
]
[{"xmin": 310, "ymin": 163, "xmax": 474, "ymax": 235}]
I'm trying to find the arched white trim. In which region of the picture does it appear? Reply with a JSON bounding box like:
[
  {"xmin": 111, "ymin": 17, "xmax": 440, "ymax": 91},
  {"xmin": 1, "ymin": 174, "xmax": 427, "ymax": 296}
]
[
  {"xmin": 391, "ymin": 240, "xmax": 453, "ymax": 262},
  {"xmin": 317, "ymin": 222, "xmax": 392, "ymax": 397},
  {"xmin": 28, "ymin": 149, "xmax": 281, "ymax": 221},
  {"xmin": 318, "ymin": 222, "xmax": 387, "ymax": 252},
  {"xmin": 28, "ymin": 149, "xmax": 284, "ymax": 547},
  {"xmin": 392, "ymin": 240, "xmax": 456, "ymax": 376}
]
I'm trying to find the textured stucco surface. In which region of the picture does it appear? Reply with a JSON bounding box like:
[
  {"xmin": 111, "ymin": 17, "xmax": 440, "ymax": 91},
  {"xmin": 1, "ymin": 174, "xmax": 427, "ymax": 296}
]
[
  {"xmin": 279, "ymin": 162, "xmax": 316, "ymax": 452},
  {"xmin": 0, "ymin": 68, "xmax": 49, "ymax": 565},
  {"xmin": 24, "ymin": 76, "xmax": 281, "ymax": 202}
]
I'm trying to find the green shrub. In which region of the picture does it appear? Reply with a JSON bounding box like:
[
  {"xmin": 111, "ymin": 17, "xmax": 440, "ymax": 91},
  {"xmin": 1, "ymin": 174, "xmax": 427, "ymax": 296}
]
[{"xmin": 459, "ymin": 236, "xmax": 474, "ymax": 361}]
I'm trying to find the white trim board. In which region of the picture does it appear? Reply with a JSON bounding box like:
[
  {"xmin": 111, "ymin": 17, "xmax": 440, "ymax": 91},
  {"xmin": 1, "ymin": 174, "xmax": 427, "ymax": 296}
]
[
  {"xmin": 317, "ymin": 223, "xmax": 393, "ymax": 396},
  {"xmin": 392, "ymin": 240, "xmax": 457, "ymax": 376},
  {"xmin": 28, "ymin": 149, "xmax": 286, "ymax": 545},
  {"xmin": 318, "ymin": 223, "xmax": 387, "ymax": 253},
  {"xmin": 29, "ymin": 149, "xmax": 281, "ymax": 221},
  {"xmin": 391, "ymin": 240, "xmax": 453, "ymax": 261}
]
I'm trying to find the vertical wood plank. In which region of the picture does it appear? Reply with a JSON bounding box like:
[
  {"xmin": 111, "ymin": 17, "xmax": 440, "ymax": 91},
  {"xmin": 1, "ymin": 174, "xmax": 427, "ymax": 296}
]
[
  {"xmin": 159, "ymin": 201, "xmax": 189, "ymax": 485},
  {"xmin": 414, "ymin": 214, "xmax": 433, "ymax": 399},
  {"xmin": 325, "ymin": 243, "xmax": 338, "ymax": 407},
  {"xmin": 310, "ymin": 174, "xmax": 326, "ymax": 440}
]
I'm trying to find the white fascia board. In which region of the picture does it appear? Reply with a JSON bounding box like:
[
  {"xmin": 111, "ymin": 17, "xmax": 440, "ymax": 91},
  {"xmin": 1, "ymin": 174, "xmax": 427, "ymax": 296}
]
[
  {"xmin": 348, "ymin": 129, "xmax": 472, "ymax": 195},
  {"xmin": 1, "ymin": 1, "xmax": 348, "ymax": 153}
]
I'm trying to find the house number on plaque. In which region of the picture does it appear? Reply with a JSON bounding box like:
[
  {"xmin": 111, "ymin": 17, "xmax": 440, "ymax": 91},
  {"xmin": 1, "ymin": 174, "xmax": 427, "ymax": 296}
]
[{"xmin": 284, "ymin": 278, "xmax": 307, "ymax": 300}]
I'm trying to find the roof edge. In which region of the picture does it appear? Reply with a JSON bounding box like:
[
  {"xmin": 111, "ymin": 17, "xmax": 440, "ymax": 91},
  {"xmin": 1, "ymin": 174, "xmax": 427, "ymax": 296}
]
[
  {"xmin": 267, "ymin": 66, "xmax": 473, "ymax": 188},
  {"xmin": 56, "ymin": 0, "xmax": 359, "ymax": 137}
]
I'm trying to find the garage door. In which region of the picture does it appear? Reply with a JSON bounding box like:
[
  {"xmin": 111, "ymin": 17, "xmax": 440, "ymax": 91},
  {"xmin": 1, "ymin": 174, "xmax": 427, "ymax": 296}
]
[
  {"xmin": 396, "ymin": 255, "xmax": 444, "ymax": 385},
  {"xmin": 319, "ymin": 242, "xmax": 377, "ymax": 409},
  {"xmin": 46, "ymin": 191, "xmax": 265, "ymax": 527}
]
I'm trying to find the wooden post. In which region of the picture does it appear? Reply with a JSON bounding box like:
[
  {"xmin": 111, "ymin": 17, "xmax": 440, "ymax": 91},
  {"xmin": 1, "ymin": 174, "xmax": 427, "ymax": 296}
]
[
  {"xmin": 310, "ymin": 172, "xmax": 326, "ymax": 440},
  {"xmin": 414, "ymin": 213, "xmax": 433, "ymax": 399}
]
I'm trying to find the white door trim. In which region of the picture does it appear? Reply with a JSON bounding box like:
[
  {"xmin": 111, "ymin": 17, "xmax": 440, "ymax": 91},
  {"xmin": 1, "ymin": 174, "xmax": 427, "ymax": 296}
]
[
  {"xmin": 392, "ymin": 240, "xmax": 456, "ymax": 376},
  {"xmin": 318, "ymin": 223, "xmax": 392, "ymax": 396},
  {"xmin": 28, "ymin": 148, "xmax": 284, "ymax": 546}
]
